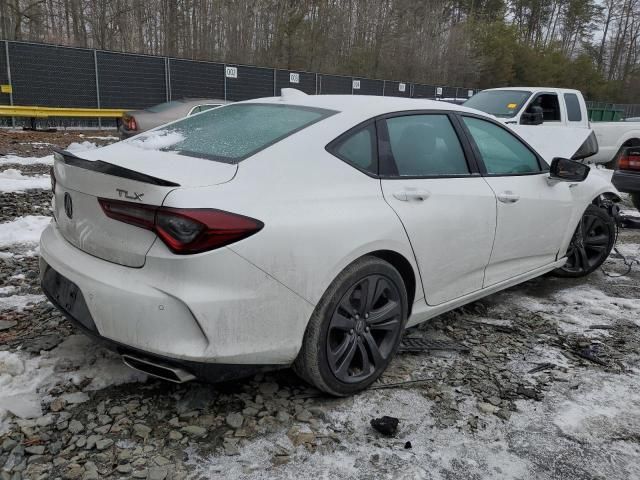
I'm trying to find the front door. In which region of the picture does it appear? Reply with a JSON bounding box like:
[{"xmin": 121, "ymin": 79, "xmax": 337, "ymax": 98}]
[
  {"xmin": 379, "ymin": 113, "xmax": 497, "ymax": 305},
  {"xmin": 460, "ymin": 115, "xmax": 575, "ymax": 286}
]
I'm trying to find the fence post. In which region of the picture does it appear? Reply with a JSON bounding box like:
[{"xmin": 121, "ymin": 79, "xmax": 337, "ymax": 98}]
[
  {"xmin": 93, "ymin": 49, "xmax": 102, "ymax": 129},
  {"xmin": 273, "ymin": 69, "xmax": 276, "ymax": 96},
  {"xmin": 382, "ymin": 80, "xmax": 386, "ymax": 96},
  {"xmin": 223, "ymin": 65, "xmax": 227, "ymax": 101},
  {"xmin": 5, "ymin": 41, "xmax": 15, "ymax": 127},
  {"xmin": 165, "ymin": 57, "xmax": 170, "ymax": 102}
]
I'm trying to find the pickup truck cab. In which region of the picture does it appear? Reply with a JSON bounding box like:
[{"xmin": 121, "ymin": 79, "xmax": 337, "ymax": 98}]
[{"xmin": 464, "ymin": 87, "xmax": 640, "ymax": 165}]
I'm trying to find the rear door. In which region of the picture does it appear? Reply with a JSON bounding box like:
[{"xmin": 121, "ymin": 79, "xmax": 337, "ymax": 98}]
[
  {"xmin": 459, "ymin": 114, "xmax": 575, "ymax": 286},
  {"xmin": 378, "ymin": 112, "xmax": 497, "ymax": 305}
]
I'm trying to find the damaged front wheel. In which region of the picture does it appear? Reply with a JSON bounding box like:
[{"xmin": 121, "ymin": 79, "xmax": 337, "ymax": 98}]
[{"xmin": 553, "ymin": 204, "xmax": 615, "ymax": 277}]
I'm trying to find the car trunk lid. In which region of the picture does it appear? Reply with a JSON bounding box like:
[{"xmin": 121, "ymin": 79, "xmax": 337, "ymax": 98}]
[{"xmin": 52, "ymin": 144, "xmax": 237, "ymax": 267}]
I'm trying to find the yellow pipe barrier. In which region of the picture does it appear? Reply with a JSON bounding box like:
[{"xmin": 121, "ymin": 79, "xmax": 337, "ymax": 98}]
[{"xmin": 0, "ymin": 105, "xmax": 128, "ymax": 118}]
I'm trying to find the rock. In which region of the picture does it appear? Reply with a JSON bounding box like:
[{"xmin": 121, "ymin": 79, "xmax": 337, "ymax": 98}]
[
  {"xmin": 496, "ymin": 408, "xmax": 512, "ymax": 421},
  {"xmin": 404, "ymin": 441, "xmax": 412, "ymax": 449},
  {"xmin": 271, "ymin": 455, "xmax": 290, "ymax": 465},
  {"xmin": 24, "ymin": 445, "xmax": 45, "ymax": 455},
  {"xmin": 132, "ymin": 469, "xmax": 148, "ymax": 479},
  {"xmin": 287, "ymin": 427, "xmax": 316, "ymax": 447},
  {"xmin": 61, "ymin": 392, "xmax": 90, "ymax": 405},
  {"xmin": 50, "ymin": 398, "xmax": 66, "ymax": 412},
  {"xmin": 478, "ymin": 402, "xmax": 499, "ymax": 414},
  {"xmin": 370, "ymin": 416, "xmax": 399, "ymax": 436},
  {"xmin": 133, "ymin": 424, "xmax": 152, "ymax": 439},
  {"xmin": 68, "ymin": 420, "xmax": 84, "ymax": 434},
  {"xmin": 258, "ymin": 382, "xmax": 279, "ymax": 395},
  {"xmin": 275, "ymin": 411, "xmax": 290, "ymax": 423},
  {"xmin": 295, "ymin": 410, "xmax": 312, "ymax": 422},
  {"xmin": 242, "ymin": 407, "xmax": 259, "ymax": 417},
  {"xmin": 63, "ymin": 464, "xmax": 84, "ymax": 480},
  {"xmin": 168, "ymin": 431, "xmax": 183, "ymax": 441},
  {"xmin": 226, "ymin": 413, "xmax": 244, "ymax": 429},
  {"xmin": 0, "ymin": 320, "xmax": 17, "ymax": 331},
  {"xmin": 95, "ymin": 438, "xmax": 113, "ymax": 451},
  {"xmin": 148, "ymin": 467, "xmax": 168, "ymax": 480},
  {"xmin": 153, "ymin": 456, "xmax": 170, "ymax": 466},
  {"xmin": 181, "ymin": 425, "xmax": 206, "ymax": 436},
  {"xmin": 487, "ymin": 396, "xmax": 502, "ymax": 406},
  {"xmin": 85, "ymin": 435, "xmax": 101, "ymax": 450},
  {"xmin": 108, "ymin": 406, "xmax": 125, "ymax": 416},
  {"xmin": 116, "ymin": 464, "xmax": 132, "ymax": 474}
]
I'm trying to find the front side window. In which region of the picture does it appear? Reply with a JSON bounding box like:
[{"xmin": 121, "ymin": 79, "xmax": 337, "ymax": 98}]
[
  {"xmin": 526, "ymin": 94, "xmax": 561, "ymax": 121},
  {"xmin": 130, "ymin": 103, "xmax": 336, "ymax": 163},
  {"xmin": 462, "ymin": 117, "xmax": 541, "ymax": 175},
  {"xmin": 564, "ymin": 94, "xmax": 582, "ymax": 122},
  {"xmin": 385, "ymin": 114, "xmax": 469, "ymax": 176},
  {"xmin": 330, "ymin": 124, "xmax": 377, "ymax": 174}
]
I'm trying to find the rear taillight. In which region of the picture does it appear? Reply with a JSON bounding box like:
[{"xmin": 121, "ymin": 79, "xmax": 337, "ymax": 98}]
[
  {"xmin": 127, "ymin": 115, "xmax": 138, "ymax": 131},
  {"xmin": 619, "ymin": 148, "xmax": 640, "ymax": 172},
  {"xmin": 98, "ymin": 199, "xmax": 263, "ymax": 254}
]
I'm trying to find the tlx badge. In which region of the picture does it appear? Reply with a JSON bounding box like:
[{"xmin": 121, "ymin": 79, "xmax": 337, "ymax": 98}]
[{"xmin": 116, "ymin": 189, "xmax": 144, "ymax": 201}]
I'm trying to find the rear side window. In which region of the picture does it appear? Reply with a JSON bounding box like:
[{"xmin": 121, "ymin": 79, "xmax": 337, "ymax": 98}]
[
  {"xmin": 462, "ymin": 117, "xmax": 541, "ymax": 175},
  {"xmin": 135, "ymin": 103, "xmax": 336, "ymax": 163},
  {"xmin": 564, "ymin": 93, "xmax": 582, "ymax": 122},
  {"xmin": 385, "ymin": 114, "xmax": 469, "ymax": 176},
  {"xmin": 329, "ymin": 124, "xmax": 377, "ymax": 174}
]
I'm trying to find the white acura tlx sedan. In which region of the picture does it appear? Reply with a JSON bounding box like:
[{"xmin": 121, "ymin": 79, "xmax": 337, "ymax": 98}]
[{"xmin": 40, "ymin": 90, "xmax": 620, "ymax": 395}]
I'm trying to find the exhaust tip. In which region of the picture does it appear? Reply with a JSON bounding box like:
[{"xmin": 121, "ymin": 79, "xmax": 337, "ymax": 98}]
[{"xmin": 122, "ymin": 354, "xmax": 196, "ymax": 384}]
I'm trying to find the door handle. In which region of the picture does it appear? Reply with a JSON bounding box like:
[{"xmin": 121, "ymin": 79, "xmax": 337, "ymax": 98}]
[
  {"xmin": 497, "ymin": 191, "xmax": 520, "ymax": 203},
  {"xmin": 393, "ymin": 189, "xmax": 431, "ymax": 202}
]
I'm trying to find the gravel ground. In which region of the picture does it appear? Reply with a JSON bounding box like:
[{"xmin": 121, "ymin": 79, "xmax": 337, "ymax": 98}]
[{"xmin": 1, "ymin": 132, "xmax": 639, "ymax": 480}]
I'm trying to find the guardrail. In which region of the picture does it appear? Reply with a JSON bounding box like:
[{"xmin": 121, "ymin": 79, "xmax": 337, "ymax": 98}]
[{"xmin": 0, "ymin": 105, "xmax": 128, "ymax": 130}]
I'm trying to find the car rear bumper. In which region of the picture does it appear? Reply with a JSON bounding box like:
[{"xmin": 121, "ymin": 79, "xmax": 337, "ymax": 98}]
[
  {"xmin": 611, "ymin": 170, "xmax": 640, "ymax": 194},
  {"xmin": 39, "ymin": 221, "xmax": 313, "ymax": 370}
]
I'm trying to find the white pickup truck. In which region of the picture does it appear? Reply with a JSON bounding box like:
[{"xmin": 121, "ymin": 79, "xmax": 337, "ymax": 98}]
[{"xmin": 464, "ymin": 87, "xmax": 640, "ymax": 166}]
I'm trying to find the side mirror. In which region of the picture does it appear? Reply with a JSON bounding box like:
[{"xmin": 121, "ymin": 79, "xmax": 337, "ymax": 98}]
[
  {"xmin": 521, "ymin": 105, "xmax": 544, "ymax": 125},
  {"xmin": 550, "ymin": 157, "xmax": 590, "ymax": 182}
]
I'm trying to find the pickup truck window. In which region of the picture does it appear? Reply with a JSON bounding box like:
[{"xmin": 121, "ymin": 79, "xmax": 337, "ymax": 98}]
[
  {"xmin": 463, "ymin": 90, "xmax": 531, "ymax": 118},
  {"xmin": 564, "ymin": 93, "xmax": 582, "ymax": 122},
  {"xmin": 527, "ymin": 94, "xmax": 561, "ymax": 121}
]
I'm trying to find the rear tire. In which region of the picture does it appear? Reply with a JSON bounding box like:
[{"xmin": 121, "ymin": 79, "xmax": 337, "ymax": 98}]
[
  {"xmin": 293, "ymin": 256, "xmax": 408, "ymax": 396},
  {"xmin": 553, "ymin": 204, "xmax": 615, "ymax": 278}
]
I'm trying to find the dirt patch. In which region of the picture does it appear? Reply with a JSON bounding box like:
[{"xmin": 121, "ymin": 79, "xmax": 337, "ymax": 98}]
[{"xmin": 0, "ymin": 129, "xmax": 117, "ymax": 157}]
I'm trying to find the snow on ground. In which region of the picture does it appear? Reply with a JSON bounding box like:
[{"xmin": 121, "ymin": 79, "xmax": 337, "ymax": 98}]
[
  {"xmin": 0, "ymin": 293, "xmax": 46, "ymax": 312},
  {"xmin": 0, "ymin": 168, "xmax": 50, "ymax": 192},
  {"xmin": 0, "ymin": 153, "xmax": 54, "ymax": 166},
  {"xmin": 0, "ymin": 215, "xmax": 51, "ymax": 248},
  {"xmin": 0, "ymin": 335, "xmax": 146, "ymax": 435},
  {"xmin": 0, "ymin": 140, "xmax": 98, "ymax": 166}
]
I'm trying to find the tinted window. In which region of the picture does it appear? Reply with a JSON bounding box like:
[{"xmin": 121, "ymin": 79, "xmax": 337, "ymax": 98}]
[
  {"xmin": 331, "ymin": 124, "xmax": 377, "ymax": 174},
  {"xmin": 564, "ymin": 93, "xmax": 582, "ymax": 122},
  {"xmin": 526, "ymin": 94, "xmax": 561, "ymax": 121},
  {"xmin": 463, "ymin": 117, "xmax": 541, "ymax": 175},
  {"xmin": 385, "ymin": 114, "xmax": 469, "ymax": 176},
  {"xmin": 463, "ymin": 90, "xmax": 531, "ymax": 118},
  {"xmin": 130, "ymin": 103, "xmax": 336, "ymax": 162}
]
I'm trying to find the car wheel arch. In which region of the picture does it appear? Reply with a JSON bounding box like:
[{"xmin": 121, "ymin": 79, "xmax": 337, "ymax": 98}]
[{"xmin": 367, "ymin": 249, "xmax": 417, "ymax": 316}]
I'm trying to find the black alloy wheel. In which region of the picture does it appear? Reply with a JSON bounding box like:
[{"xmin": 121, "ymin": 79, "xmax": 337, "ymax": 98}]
[
  {"xmin": 294, "ymin": 256, "xmax": 408, "ymax": 396},
  {"xmin": 326, "ymin": 274, "xmax": 402, "ymax": 383},
  {"xmin": 554, "ymin": 204, "xmax": 615, "ymax": 277}
]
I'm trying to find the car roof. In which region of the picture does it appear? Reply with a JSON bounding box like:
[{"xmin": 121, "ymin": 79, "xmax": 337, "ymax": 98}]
[
  {"xmin": 483, "ymin": 87, "xmax": 582, "ymax": 95},
  {"xmin": 243, "ymin": 91, "xmax": 486, "ymax": 120}
]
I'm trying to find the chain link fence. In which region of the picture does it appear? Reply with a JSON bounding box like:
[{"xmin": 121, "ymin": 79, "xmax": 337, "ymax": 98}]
[{"xmin": 2, "ymin": 40, "xmax": 639, "ymax": 128}]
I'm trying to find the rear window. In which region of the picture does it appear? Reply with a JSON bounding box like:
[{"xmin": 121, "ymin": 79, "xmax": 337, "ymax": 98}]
[{"xmin": 132, "ymin": 103, "xmax": 336, "ymax": 163}]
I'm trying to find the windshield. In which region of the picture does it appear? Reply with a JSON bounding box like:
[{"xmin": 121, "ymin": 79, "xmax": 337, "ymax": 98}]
[
  {"xmin": 464, "ymin": 90, "xmax": 532, "ymax": 118},
  {"xmin": 128, "ymin": 103, "xmax": 336, "ymax": 162}
]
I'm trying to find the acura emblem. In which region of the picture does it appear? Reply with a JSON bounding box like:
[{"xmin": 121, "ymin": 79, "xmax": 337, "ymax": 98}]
[{"xmin": 64, "ymin": 192, "xmax": 73, "ymax": 219}]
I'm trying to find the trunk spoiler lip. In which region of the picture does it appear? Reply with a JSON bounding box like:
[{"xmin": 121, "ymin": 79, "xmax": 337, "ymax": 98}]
[{"xmin": 53, "ymin": 148, "xmax": 181, "ymax": 187}]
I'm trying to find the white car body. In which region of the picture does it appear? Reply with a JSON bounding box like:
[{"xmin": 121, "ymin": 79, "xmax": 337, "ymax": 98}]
[
  {"xmin": 39, "ymin": 92, "xmax": 620, "ymax": 382},
  {"xmin": 464, "ymin": 87, "xmax": 640, "ymax": 165}
]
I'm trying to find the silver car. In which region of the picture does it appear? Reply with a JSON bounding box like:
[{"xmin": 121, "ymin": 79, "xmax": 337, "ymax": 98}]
[{"xmin": 119, "ymin": 98, "xmax": 227, "ymax": 138}]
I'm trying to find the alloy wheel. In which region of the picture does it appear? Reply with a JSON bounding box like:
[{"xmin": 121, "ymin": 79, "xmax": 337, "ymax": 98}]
[
  {"xmin": 563, "ymin": 212, "xmax": 612, "ymax": 274},
  {"xmin": 326, "ymin": 274, "xmax": 402, "ymax": 383}
]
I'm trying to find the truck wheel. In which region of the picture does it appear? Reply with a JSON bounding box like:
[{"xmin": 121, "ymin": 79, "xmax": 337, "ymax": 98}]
[{"xmin": 553, "ymin": 204, "xmax": 615, "ymax": 278}]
